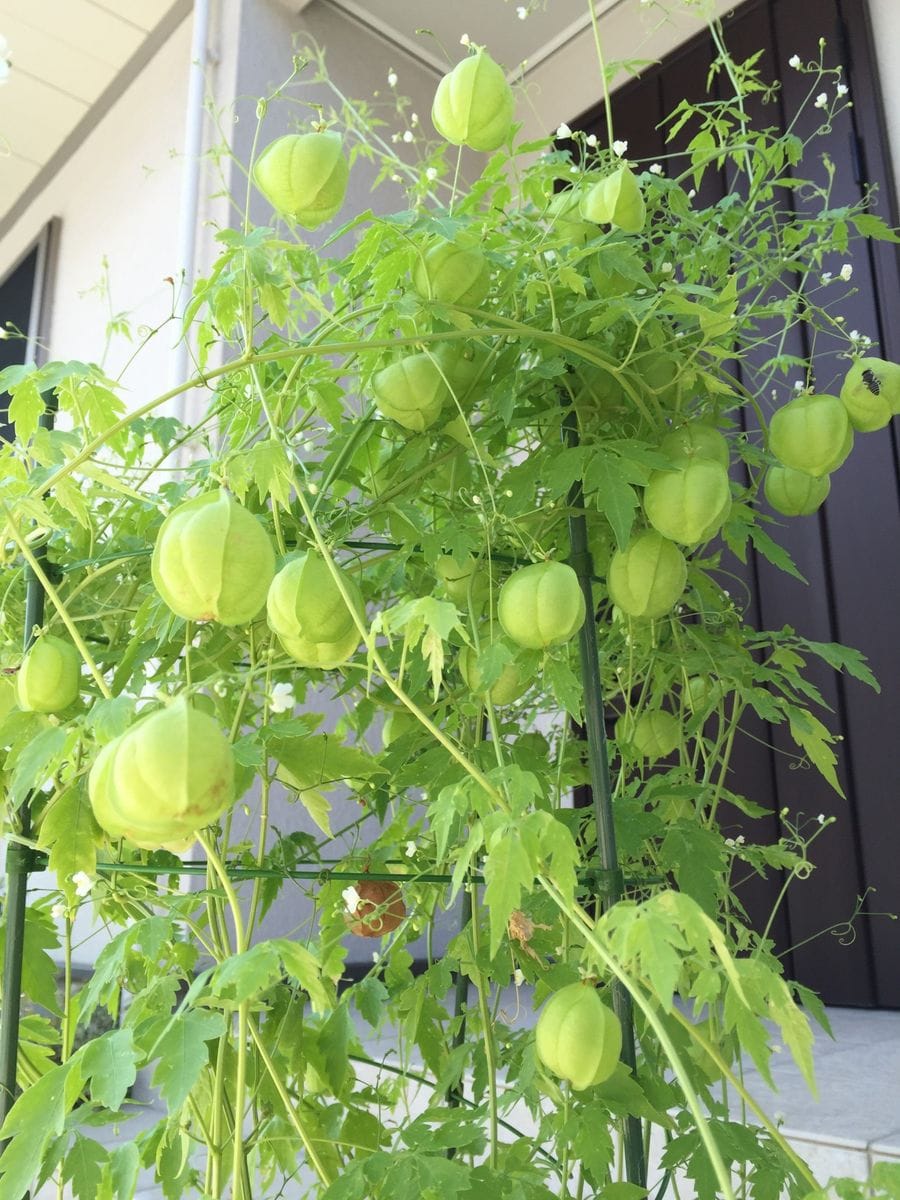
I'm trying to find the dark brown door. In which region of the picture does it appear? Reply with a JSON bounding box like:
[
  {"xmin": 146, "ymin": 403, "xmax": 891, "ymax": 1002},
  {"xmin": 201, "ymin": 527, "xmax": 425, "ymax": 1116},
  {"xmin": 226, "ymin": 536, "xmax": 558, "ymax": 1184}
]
[{"xmin": 575, "ymin": 0, "xmax": 900, "ymax": 1008}]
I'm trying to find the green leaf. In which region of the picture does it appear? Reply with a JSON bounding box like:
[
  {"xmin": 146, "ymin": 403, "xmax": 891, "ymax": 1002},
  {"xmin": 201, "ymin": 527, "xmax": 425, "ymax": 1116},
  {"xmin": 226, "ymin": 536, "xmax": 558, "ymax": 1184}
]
[
  {"xmin": 108, "ymin": 1143, "xmax": 140, "ymax": 1200},
  {"xmin": 590, "ymin": 454, "xmax": 638, "ymax": 548},
  {"xmin": 38, "ymin": 785, "xmax": 99, "ymax": 904},
  {"xmin": 63, "ymin": 1135, "xmax": 108, "ymax": 1200},
  {"xmin": 319, "ymin": 1002, "xmax": 353, "ymax": 1094},
  {"xmin": 543, "ymin": 655, "xmax": 582, "ymax": 716},
  {"xmin": 785, "ymin": 704, "xmax": 844, "ymax": 796},
  {"xmin": 150, "ymin": 1009, "xmax": 226, "ymax": 1111},
  {"xmin": 482, "ymin": 826, "xmax": 536, "ymax": 957},
  {"xmin": 748, "ymin": 525, "xmax": 806, "ymax": 583},
  {"xmin": 799, "ymin": 638, "xmax": 880, "ymax": 692},
  {"xmin": 660, "ymin": 823, "xmax": 725, "ymax": 916},
  {"xmin": 211, "ymin": 941, "xmax": 283, "ymax": 1004},
  {"xmin": 0, "ymin": 905, "xmax": 62, "ymax": 1014},
  {"xmin": 83, "ymin": 1029, "xmax": 137, "ymax": 1110},
  {"xmin": 0, "ymin": 1057, "xmax": 81, "ymax": 1198},
  {"xmin": 8, "ymin": 724, "xmax": 67, "ymax": 809},
  {"xmin": 353, "ymin": 974, "xmax": 389, "ymax": 1028},
  {"xmin": 274, "ymin": 938, "xmax": 333, "ymax": 1013}
]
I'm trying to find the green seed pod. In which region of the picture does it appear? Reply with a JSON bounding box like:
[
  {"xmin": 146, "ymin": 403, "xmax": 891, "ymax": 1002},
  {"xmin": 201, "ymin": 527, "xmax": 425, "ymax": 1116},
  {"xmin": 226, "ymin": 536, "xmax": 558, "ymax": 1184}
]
[
  {"xmin": 616, "ymin": 709, "xmax": 681, "ymax": 761},
  {"xmin": 434, "ymin": 343, "xmax": 492, "ymax": 410},
  {"xmin": 498, "ymin": 561, "xmax": 586, "ymax": 650},
  {"xmin": 279, "ymin": 625, "xmax": 361, "ymax": 670},
  {"xmin": 89, "ymin": 697, "xmax": 235, "ymax": 850},
  {"xmin": 644, "ymin": 459, "xmax": 732, "ymax": 546},
  {"xmin": 372, "ymin": 354, "xmax": 450, "ymax": 432},
  {"xmin": 607, "ymin": 530, "xmax": 687, "ymax": 619},
  {"xmin": 764, "ymin": 465, "xmax": 831, "ymax": 517},
  {"xmin": 580, "ymin": 166, "xmax": 646, "ymax": 234},
  {"xmin": 253, "ymin": 131, "xmax": 349, "ymax": 229},
  {"xmin": 436, "ymin": 553, "xmax": 493, "ymax": 605},
  {"xmin": 16, "ymin": 636, "xmax": 81, "ymax": 713},
  {"xmin": 535, "ymin": 982, "xmax": 622, "ymax": 1090},
  {"xmin": 412, "ymin": 241, "xmax": 491, "ymax": 307},
  {"xmin": 432, "ymin": 49, "xmax": 514, "ymax": 152},
  {"xmin": 685, "ymin": 676, "xmax": 719, "ymax": 713},
  {"xmin": 660, "ymin": 423, "xmax": 730, "ymax": 469},
  {"xmin": 382, "ymin": 709, "xmax": 420, "ymax": 748},
  {"xmin": 267, "ymin": 552, "xmax": 362, "ymax": 645},
  {"xmin": 768, "ymin": 394, "xmax": 853, "ymax": 477},
  {"xmin": 152, "ymin": 490, "xmax": 276, "ymax": 626},
  {"xmin": 839, "ymin": 358, "xmax": 900, "ymax": 431},
  {"xmin": 458, "ymin": 642, "xmax": 528, "ymax": 706},
  {"xmin": 548, "ymin": 188, "xmax": 597, "ymax": 246}
]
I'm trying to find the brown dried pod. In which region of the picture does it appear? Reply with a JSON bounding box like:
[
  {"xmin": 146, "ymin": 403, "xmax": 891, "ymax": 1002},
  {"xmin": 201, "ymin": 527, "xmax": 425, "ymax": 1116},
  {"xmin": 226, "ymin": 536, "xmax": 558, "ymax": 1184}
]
[{"xmin": 344, "ymin": 879, "xmax": 406, "ymax": 938}]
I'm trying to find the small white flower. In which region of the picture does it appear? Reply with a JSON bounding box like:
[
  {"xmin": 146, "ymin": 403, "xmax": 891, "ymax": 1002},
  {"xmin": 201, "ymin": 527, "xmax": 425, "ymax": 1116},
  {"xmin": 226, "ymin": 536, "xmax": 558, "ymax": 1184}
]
[
  {"xmin": 213, "ymin": 679, "xmax": 228, "ymax": 697},
  {"xmin": 840, "ymin": 263, "xmax": 853, "ymax": 281},
  {"xmin": 612, "ymin": 139, "xmax": 628, "ymax": 157},
  {"xmin": 472, "ymin": 494, "xmax": 482, "ymax": 505},
  {"xmin": 514, "ymin": 968, "xmax": 525, "ymax": 986},
  {"xmin": 460, "ymin": 33, "xmax": 471, "ymax": 46},
  {"xmin": 836, "ymin": 83, "xmax": 849, "ymax": 97},
  {"xmin": 425, "ymin": 166, "xmax": 438, "ymax": 181},
  {"xmin": 405, "ymin": 840, "xmax": 417, "ymax": 858},
  {"xmin": 687, "ymin": 188, "xmax": 696, "ymax": 200},
  {"xmin": 788, "ymin": 54, "xmax": 802, "ymax": 69},
  {"xmin": 387, "ymin": 70, "xmax": 398, "ymax": 87},
  {"xmin": 814, "ymin": 92, "xmax": 828, "ymax": 109},
  {"xmin": 410, "ymin": 112, "xmax": 419, "ymax": 126},
  {"xmin": 817, "ymin": 813, "xmax": 826, "ymax": 824},
  {"xmin": 342, "ymin": 885, "xmax": 362, "ymax": 913},
  {"xmin": 51, "ymin": 902, "xmax": 67, "ymax": 921},
  {"xmin": 402, "ymin": 130, "xmax": 414, "ymax": 143},
  {"xmin": 660, "ymin": 261, "xmax": 674, "ymax": 274},
  {"xmin": 848, "ymin": 329, "xmax": 860, "ymax": 341},
  {"xmin": 269, "ymin": 682, "xmax": 295, "ymax": 714},
  {"xmin": 794, "ymin": 379, "xmax": 805, "ymax": 391},
  {"xmin": 516, "ymin": 5, "xmax": 528, "ymax": 18},
  {"xmin": 391, "ymin": 133, "xmax": 400, "ymax": 144},
  {"xmin": 585, "ymin": 133, "xmax": 598, "ymax": 148},
  {"xmin": 556, "ymin": 122, "xmax": 572, "ymax": 139},
  {"xmin": 820, "ymin": 271, "xmax": 833, "ymax": 284},
  {"xmin": 504, "ymin": 489, "xmax": 513, "ymax": 498},
  {"xmin": 736, "ymin": 834, "xmax": 746, "ymax": 845},
  {"xmin": 649, "ymin": 162, "xmax": 663, "ymax": 175},
  {"xmin": 307, "ymin": 481, "xmax": 318, "ymax": 494},
  {"xmin": 725, "ymin": 837, "xmax": 736, "ymax": 848},
  {"xmin": 72, "ymin": 872, "xmax": 94, "ymax": 897}
]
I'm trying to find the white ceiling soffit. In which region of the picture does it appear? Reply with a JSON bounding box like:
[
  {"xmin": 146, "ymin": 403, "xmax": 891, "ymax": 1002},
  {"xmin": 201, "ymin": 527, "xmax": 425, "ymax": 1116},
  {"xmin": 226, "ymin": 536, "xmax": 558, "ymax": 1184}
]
[
  {"xmin": 320, "ymin": 0, "xmax": 627, "ymax": 79},
  {"xmin": 0, "ymin": 0, "xmax": 191, "ymax": 241}
]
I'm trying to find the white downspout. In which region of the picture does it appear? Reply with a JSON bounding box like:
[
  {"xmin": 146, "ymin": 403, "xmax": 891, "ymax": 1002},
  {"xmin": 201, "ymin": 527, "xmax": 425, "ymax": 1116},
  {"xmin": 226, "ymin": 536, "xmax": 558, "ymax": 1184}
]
[{"xmin": 171, "ymin": 0, "xmax": 212, "ymax": 418}]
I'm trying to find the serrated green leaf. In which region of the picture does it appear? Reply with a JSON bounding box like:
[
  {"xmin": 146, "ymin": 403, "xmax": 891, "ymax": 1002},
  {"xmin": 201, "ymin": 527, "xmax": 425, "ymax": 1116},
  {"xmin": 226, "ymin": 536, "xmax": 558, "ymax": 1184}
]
[
  {"xmin": 483, "ymin": 827, "xmax": 536, "ymax": 957},
  {"xmin": 211, "ymin": 941, "xmax": 283, "ymax": 1004},
  {"xmin": 37, "ymin": 785, "xmax": 99, "ymax": 904},
  {"xmin": 353, "ymin": 974, "xmax": 389, "ymax": 1028},
  {"xmin": 150, "ymin": 1009, "xmax": 226, "ymax": 1111},
  {"xmin": 83, "ymin": 1029, "xmax": 137, "ymax": 1110},
  {"xmin": 274, "ymin": 938, "xmax": 333, "ymax": 1013},
  {"xmin": 63, "ymin": 1135, "xmax": 108, "ymax": 1200}
]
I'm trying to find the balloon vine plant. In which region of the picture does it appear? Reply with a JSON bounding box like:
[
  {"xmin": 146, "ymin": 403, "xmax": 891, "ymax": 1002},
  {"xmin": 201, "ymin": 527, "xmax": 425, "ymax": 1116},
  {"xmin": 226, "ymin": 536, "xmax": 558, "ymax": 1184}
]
[{"xmin": 0, "ymin": 7, "xmax": 897, "ymax": 1200}]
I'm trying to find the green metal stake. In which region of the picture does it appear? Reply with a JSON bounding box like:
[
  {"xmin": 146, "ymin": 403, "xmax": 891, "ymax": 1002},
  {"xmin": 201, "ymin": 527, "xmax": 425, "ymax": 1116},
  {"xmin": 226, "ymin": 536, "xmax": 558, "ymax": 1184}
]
[
  {"xmin": 0, "ymin": 398, "xmax": 56, "ymax": 1148},
  {"xmin": 562, "ymin": 404, "xmax": 647, "ymax": 1188}
]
